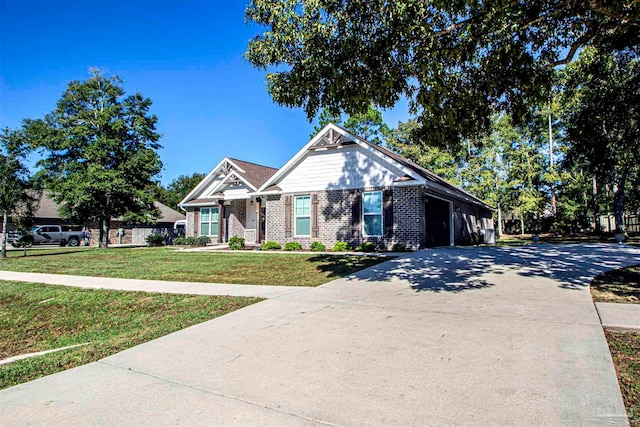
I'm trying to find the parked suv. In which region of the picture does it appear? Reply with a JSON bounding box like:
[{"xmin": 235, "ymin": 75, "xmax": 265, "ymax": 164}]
[{"xmin": 11, "ymin": 225, "xmax": 84, "ymax": 247}]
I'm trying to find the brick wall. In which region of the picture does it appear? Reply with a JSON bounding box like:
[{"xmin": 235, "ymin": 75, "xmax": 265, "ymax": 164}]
[
  {"xmin": 227, "ymin": 199, "xmax": 246, "ymax": 240},
  {"xmin": 186, "ymin": 209, "xmax": 198, "ymax": 237},
  {"xmin": 265, "ymin": 186, "xmax": 425, "ymax": 250}
]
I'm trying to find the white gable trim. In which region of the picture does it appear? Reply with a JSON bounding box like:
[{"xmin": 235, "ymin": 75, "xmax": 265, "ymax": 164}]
[
  {"xmin": 216, "ymin": 171, "xmax": 257, "ymax": 192},
  {"xmin": 257, "ymin": 124, "xmax": 424, "ymax": 192},
  {"xmin": 178, "ymin": 157, "xmax": 250, "ymax": 207}
]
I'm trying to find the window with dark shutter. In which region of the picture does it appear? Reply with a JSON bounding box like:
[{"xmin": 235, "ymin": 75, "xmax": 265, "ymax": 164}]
[
  {"xmin": 351, "ymin": 191, "xmax": 362, "ymax": 238},
  {"xmin": 284, "ymin": 195, "xmax": 292, "ymax": 237},
  {"xmin": 383, "ymin": 189, "xmax": 393, "ymax": 238},
  {"xmin": 311, "ymin": 193, "xmax": 319, "ymax": 238}
]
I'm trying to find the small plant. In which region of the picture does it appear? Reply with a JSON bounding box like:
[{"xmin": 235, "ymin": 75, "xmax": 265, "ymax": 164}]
[
  {"xmin": 229, "ymin": 236, "xmax": 245, "ymax": 250},
  {"xmin": 392, "ymin": 243, "xmax": 407, "ymax": 252},
  {"xmin": 284, "ymin": 241, "xmax": 303, "ymax": 251},
  {"xmin": 183, "ymin": 236, "xmax": 198, "ymax": 246},
  {"xmin": 333, "ymin": 241, "xmax": 351, "ymax": 252},
  {"xmin": 196, "ymin": 236, "xmax": 211, "ymax": 247},
  {"xmin": 310, "ymin": 241, "xmax": 326, "ymax": 252},
  {"xmin": 261, "ymin": 241, "xmax": 281, "ymax": 250},
  {"xmin": 173, "ymin": 236, "xmax": 186, "ymax": 246},
  {"xmin": 145, "ymin": 234, "xmax": 164, "ymax": 247},
  {"xmin": 357, "ymin": 242, "xmax": 377, "ymax": 252}
]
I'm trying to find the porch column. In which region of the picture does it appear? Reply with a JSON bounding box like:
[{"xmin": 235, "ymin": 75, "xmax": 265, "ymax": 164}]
[
  {"xmin": 218, "ymin": 201, "xmax": 225, "ymax": 243},
  {"xmin": 255, "ymin": 197, "xmax": 261, "ymax": 244}
]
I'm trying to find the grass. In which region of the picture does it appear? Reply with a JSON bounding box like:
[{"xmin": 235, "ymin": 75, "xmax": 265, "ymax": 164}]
[
  {"xmin": 605, "ymin": 330, "xmax": 640, "ymax": 426},
  {"xmin": 0, "ymin": 247, "xmax": 388, "ymax": 287},
  {"xmin": 591, "ymin": 264, "xmax": 640, "ymax": 304},
  {"xmin": 496, "ymin": 233, "xmax": 640, "ymax": 247},
  {"xmin": 591, "ymin": 266, "xmax": 640, "ymax": 425},
  {"xmin": 0, "ymin": 280, "xmax": 261, "ymax": 389}
]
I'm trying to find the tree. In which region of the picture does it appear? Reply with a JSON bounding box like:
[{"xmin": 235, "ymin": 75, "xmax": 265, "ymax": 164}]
[
  {"xmin": 560, "ymin": 47, "xmax": 640, "ymax": 233},
  {"xmin": 343, "ymin": 106, "xmax": 390, "ymax": 145},
  {"xmin": 245, "ymin": 0, "xmax": 640, "ymax": 150},
  {"xmin": 29, "ymin": 70, "xmax": 163, "ymax": 248},
  {"xmin": 0, "ymin": 128, "xmax": 38, "ymax": 258},
  {"xmin": 312, "ymin": 105, "xmax": 389, "ymax": 145},
  {"xmin": 311, "ymin": 108, "xmax": 342, "ymax": 137},
  {"xmin": 157, "ymin": 173, "xmax": 206, "ymax": 209},
  {"xmin": 385, "ymin": 119, "xmax": 461, "ymax": 184}
]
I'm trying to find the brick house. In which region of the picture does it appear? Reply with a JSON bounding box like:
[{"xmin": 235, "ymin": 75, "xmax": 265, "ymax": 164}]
[
  {"xmin": 179, "ymin": 124, "xmax": 494, "ymax": 249},
  {"xmin": 4, "ymin": 192, "xmax": 185, "ymax": 245}
]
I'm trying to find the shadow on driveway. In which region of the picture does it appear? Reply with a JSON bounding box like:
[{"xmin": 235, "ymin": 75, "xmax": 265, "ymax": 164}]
[{"xmin": 349, "ymin": 243, "xmax": 640, "ymax": 293}]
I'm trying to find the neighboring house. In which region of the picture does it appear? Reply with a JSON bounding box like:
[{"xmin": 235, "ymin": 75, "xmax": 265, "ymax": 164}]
[
  {"xmin": 4, "ymin": 192, "xmax": 185, "ymax": 245},
  {"xmin": 179, "ymin": 124, "xmax": 494, "ymax": 249}
]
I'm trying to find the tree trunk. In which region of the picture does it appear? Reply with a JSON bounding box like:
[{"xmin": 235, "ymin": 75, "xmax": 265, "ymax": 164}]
[
  {"xmin": 497, "ymin": 203, "xmax": 503, "ymax": 237},
  {"xmin": 99, "ymin": 217, "xmax": 109, "ymax": 248},
  {"xmin": 612, "ymin": 168, "xmax": 628, "ymax": 233},
  {"xmin": 592, "ymin": 175, "xmax": 601, "ymax": 233},
  {"xmin": 548, "ymin": 111, "xmax": 557, "ymax": 216},
  {"xmin": 520, "ymin": 214, "xmax": 525, "ymax": 236},
  {"xmin": 1, "ymin": 211, "xmax": 7, "ymax": 259}
]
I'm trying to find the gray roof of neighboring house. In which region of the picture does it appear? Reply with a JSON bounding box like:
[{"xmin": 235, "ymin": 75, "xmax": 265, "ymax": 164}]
[
  {"xmin": 227, "ymin": 157, "xmax": 278, "ymax": 190},
  {"xmin": 30, "ymin": 193, "xmax": 185, "ymax": 223},
  {"xmin": 153, "ymin": 201, "xmax": 186, "ymax": 223}
]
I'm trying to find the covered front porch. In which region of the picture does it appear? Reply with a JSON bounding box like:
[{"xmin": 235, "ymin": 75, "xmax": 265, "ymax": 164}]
[{"xmin": 199, "ymin": 196, "xmax": 265, "ymax": 246}]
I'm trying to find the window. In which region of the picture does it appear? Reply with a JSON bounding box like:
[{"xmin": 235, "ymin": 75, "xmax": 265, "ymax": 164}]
[
  {"xmin": 294, "ymin": 195, "xmax": 311, "ymax": 237},
  {"xmin": 363, "ymin": 191, "xmax": 383, "ymax": 236},
  {"xmin": 200, "ymin": 207, "xmax": 219, "ymax": 236}
]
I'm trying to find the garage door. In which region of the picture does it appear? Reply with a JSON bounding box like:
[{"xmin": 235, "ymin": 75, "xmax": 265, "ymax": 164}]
[{"xmin": 424, "ymin": 196, "xmax": 451, "ymax": 247}]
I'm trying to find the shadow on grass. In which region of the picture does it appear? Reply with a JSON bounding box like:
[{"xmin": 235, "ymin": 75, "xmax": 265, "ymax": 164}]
[
  {"xmin": 339, "ymin": 243, "xmax": 640, "ymax": 294},
  {"xmin": 591, "ymin": 264, "xmax": 640, "ymax": 303},
  {"xmin": 308, "ymin": 254, "xmax": 390, "ymax": 280}
]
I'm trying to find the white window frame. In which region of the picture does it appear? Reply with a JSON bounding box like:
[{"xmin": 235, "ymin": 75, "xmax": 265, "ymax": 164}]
[
  {"xmin": 294, "ymin": 195, "xmax": 311, "ymax": 237},
  {"xmin": 199, "ymin": 207, "xmax": 219, "ymax": 236},
  {"xmin": 362, "ymin": 191, "xmax": 383, "ymax": 237}
]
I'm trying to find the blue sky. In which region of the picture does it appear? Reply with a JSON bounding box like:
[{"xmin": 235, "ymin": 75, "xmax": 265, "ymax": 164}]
[{"xmin": 0, "ymin": 0, "xmax": 409, "ymax": 185}]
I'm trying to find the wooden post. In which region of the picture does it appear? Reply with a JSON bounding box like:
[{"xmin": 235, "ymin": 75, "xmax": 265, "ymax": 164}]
[
  {"xmin": 218, "ymin": 201, "xmax": 225, "ymax": 243},
  {"xmin": 255, "ymin": 198, "xmax": 261, "ymax": 244}
]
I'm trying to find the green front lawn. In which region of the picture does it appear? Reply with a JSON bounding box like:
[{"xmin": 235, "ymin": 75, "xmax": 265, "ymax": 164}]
[
  {"xmin": 0, "ymin": 248, "xmax": 388, "ymax": 287},
  {"xmin": 0, "ymin": 281, "xmax": 261, "ymax": 389},
  {"xmin": 606, "ymin": 330, "xmax": 640, "ymax": 427},
  {"xmin": 591, "ymin": 264, "xmax": 640, "ymax": 304}
]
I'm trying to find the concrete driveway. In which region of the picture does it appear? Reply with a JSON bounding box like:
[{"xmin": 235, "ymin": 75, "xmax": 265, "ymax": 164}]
[{"xmin": 2, "ymin": 243, "xmax": 639, "ymax": 426}]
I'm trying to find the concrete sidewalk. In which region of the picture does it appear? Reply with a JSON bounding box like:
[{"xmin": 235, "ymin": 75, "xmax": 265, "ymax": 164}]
[
  {"xmin": 0, "ymin": 270, "xmax": 309, "ymax": 299},
  {"xmin": 596, "ymin": 302, "xmax": 640, "ymax": 331},
  {"xmin": 2, "ymin": 243, "xmax": 639, "ymax": 426}
]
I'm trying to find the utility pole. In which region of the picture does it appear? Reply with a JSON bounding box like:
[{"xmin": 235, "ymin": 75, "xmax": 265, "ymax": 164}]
[{"xmin": 548, "ymin": 106, "xmax": 557, "ymax": 216}]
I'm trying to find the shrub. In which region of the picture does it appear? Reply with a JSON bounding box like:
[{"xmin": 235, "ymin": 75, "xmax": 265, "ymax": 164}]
[
  {"xmin": 310, "ymin": 241, "xmax": 326, "ymax": 252},
  {"xmin": 173, "ymin": 236, "xmax": 186, "ymax": 246},
  {"xmin": 333, "ymin": 241, "xmax": 351, "ymax": 252},
  {"xmin": 392, "ymin": 243, "xmax": 407, "ymax": 252},
  {"xmin": 357, "ymin": 241, "xmax": 377, "ymax": 252},
  {"xmin": 284, "ymin": 241, "xmax": 302, "ymax": 251},
  {"xmin": 183, "ymin": 236, "xmax": 198, "ymax": 246},
  {"xmin": 196, "ymin": 236, "xmax": 211, "ymax": 247},
  {"xmin": 229, "ymin": 236, "xmax": 245, "ymax": 250},
  {"xmin": 262, "ymin": 241, "xmax": 281, "ymax": 250},
  {"xmin": 146, "ymin": 234, "xmax": 164, "ymax": 247}
]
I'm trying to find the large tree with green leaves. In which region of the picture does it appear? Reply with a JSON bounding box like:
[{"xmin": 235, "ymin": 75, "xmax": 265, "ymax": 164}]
[
  {"xmin": 561, "ymin": 47, "xmax": 640, "ymax": 233},
  {"xmin": 29, "ymin": 70, "xmax": 163, "ymax": 248},
  {"xmin": 246, "ymin": 0, "xmax": 640, "ymax": 150},
  {"xmin": 0, "ymin": 127, "xmax": 38, "ymax": 258},
  {"xmin": 156, "ymin": 173, "xmax": 206, "ymax": 209},
  {"xmin": 312, "ymin": 105, "xmax": 390, "ymax": 145}
]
